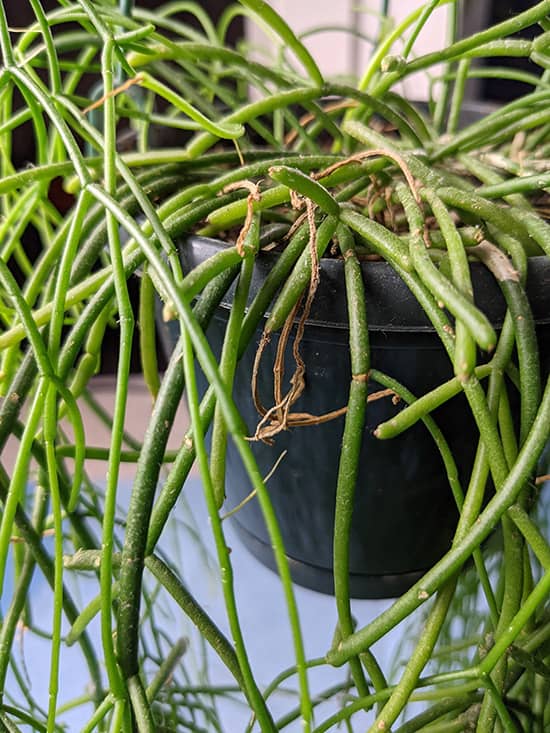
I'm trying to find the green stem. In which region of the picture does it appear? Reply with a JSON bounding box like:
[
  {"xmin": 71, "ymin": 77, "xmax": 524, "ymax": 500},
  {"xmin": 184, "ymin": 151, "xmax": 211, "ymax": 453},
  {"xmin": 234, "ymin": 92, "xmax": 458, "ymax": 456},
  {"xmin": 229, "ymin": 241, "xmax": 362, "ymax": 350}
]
[
  {"xmin": 0, "ymin": 378, "xmax": 47, "ymax": 598},
  {"xmin": 0, "ymin": 485, "xmax": 47, "ymax": 694},
  {"xmin": 397, "ymin": 183, "xmax": 496, "ymax": 353},
  {"xmin": 236, "ymin": 0, "xmax": 323, "ymax": 86},
  {"xmin": 43, "ymin": 395, "xmax": 64, "ymax": 733},
  {"xmin": 372, "ymin": 367, "xmax": 498, "ymax": 635},
  {"xmin": 442, "ymin": 15, "xmax": 468, "ymax": 115},
  {"xmin": 374, "ymin": 364, "xmax": 492, "ymax": 440},
  {"xmin": 265, "ymin": 215, "xmax": 339, "ymax": 333},
  {"xmin": 180, "ymin": 329, "xmax": 278, "ymax": 731},
  {"xmin": 472, "ymin": 241, "xmax": 541, "ymax": 445},
  {"xmin": 332, "ymin": 224, "xmax": 372, "ymax": 700},
  {"xmin": 507, "ymin": 504, "xmax": 550, "ymax": 570},
  {"xmin": 139, "ymin": 266, "xmax": 160, "ymax": 401},
  {"xmin": 145, "ymin": 636, "xmax": 188, "ymax": 703},
  {"xmin": 395, "ymin": 697, "xmax": 481, "ymax": 733},
  {"xmin": 127, "ymin": 676, "xmax": 155, "ymax": 733},
  {"xmin": 0, "ymin": 469, "xmax": 104, "ymax": 704},
  {"xmin": 210, "ymin": 216, "xmax": 258, "ymax": 508},
  {"xmin": 28, "ymin": 0, "xmax": 62, "ymax": 94},
  {"xmin": 355, "ymin": 3, "xmax": 429, "ymax": 93},
  {"xmin": 327, "ymin": 373, "xmax": 550, "ymax": 666},
  {"xmin": 146, "ymin": 269, "xmax": 239, "ymax": 553},
  {"xmin": 421, "ymin": 187, "xmax": 476, "ymax": 381},
  {"xmin": 117, "ymin": 337, "xmax": 186, "ymax": 680},
  {"xmin": 269, "ymin": 165, "xmax": 340, "ymax": 215},
  {"xmin": 10, "ymin": 67, "xmax": 90, "ymax": 183},
  {"xmin": 101, "ymin": 39, "xmax": 133, "ymax": 703},
  {"xmin": 0, "ymin": 0, "xmax": 15, "ymax": 66},
  {"xmin": 478, "ymin": 170, "xmax": 550, "ymax": 199},
  {"xmin": 370, "ymin": 580, "xmax": 458, "ymax": 732},
  {"xmin": 404, "ymin": 1, "xmax": 550, "ymax": 78},
  {"xmin": 433, "ymin": 0, "xmax": 460, "ymax": 132},
  {"xmin": 138, "ymin": 72, "xmax": 244, "ymax": 139},
  {"xmin": 144, "ymin": 555, "xmax": 244, "ymax": 687}
]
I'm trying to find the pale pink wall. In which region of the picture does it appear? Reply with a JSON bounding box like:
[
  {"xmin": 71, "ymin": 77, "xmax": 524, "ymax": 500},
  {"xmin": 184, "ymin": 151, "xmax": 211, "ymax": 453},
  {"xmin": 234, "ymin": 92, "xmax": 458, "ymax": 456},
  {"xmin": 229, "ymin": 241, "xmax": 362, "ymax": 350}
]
[{"xmin": 246, "ymin": 0, "xmax": 451, "ymax": 100}]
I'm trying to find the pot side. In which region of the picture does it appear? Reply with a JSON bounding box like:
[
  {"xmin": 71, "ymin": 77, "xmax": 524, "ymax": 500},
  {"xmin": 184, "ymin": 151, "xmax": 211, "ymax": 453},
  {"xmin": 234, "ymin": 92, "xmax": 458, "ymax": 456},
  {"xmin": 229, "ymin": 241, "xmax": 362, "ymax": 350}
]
[{"xmin": 161, "ymin": 236, "xmax": 550, "ymax": 598}]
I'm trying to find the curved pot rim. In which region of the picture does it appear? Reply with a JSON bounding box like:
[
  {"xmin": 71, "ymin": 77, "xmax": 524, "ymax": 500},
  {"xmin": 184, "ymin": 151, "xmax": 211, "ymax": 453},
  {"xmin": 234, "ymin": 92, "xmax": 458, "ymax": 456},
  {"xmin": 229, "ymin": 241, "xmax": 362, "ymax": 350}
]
[{"xmin": 179, "ymin": 234, "xmax": 550, "ymax": 333}]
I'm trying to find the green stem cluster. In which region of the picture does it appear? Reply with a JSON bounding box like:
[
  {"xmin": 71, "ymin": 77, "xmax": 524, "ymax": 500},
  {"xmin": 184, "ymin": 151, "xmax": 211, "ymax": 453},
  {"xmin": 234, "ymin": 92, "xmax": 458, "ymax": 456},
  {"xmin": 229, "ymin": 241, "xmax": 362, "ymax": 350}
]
[{"xmin": 1, "ymin": 1, "xmax": 549, "ymax": 731}]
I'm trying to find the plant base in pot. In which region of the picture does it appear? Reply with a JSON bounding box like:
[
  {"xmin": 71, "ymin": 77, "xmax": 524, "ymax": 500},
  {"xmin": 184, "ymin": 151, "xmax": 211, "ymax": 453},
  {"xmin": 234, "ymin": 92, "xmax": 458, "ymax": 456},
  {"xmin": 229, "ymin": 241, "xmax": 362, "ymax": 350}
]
[{"xmin": 160, "ymin": 235, "xmax": 550, "ymax": 599}]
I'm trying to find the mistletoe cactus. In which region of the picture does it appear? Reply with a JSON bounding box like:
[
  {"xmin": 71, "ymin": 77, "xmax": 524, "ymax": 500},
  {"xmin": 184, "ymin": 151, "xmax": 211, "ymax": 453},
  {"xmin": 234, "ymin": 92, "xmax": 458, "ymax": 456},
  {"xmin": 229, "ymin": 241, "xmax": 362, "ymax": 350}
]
[{"xmin": 0, "ymin": 0, "xmax": 550, "ymax": 731}]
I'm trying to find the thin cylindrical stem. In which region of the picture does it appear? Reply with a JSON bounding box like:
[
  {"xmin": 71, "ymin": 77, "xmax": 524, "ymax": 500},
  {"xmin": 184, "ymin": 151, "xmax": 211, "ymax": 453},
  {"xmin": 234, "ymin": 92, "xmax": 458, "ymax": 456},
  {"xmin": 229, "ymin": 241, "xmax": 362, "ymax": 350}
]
[
  {"xmin": 332, "ymin": 224, "xmax": 372, "ymax": 700},
  {"xmin": 327, "ymin": 374, "xmax": 550, "ymax": 666}
]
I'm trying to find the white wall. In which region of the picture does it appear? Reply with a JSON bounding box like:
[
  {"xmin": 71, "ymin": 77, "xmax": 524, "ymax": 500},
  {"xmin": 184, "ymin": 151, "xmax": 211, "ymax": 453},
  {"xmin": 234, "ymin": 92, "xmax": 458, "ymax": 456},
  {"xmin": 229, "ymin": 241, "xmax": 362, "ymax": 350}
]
[{"xmin": 246, "ymin": 0, "xmax": 452, "ymax": 100}]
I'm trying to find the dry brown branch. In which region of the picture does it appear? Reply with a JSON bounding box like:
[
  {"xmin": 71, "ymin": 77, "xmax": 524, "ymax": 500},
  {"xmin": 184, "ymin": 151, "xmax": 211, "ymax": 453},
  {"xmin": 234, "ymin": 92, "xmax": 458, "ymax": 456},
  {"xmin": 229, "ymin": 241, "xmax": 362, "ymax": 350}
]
[
  {"xmin": 83, "ymin": 74, "xmax": 144, "ymax": 113},
  {"xmin": 284, "ymin": 99, "xmax": 357, "ymax": 146},
  {"xmin": 222, "ymin": 180, "xmax": 261, "ymax": 256}
]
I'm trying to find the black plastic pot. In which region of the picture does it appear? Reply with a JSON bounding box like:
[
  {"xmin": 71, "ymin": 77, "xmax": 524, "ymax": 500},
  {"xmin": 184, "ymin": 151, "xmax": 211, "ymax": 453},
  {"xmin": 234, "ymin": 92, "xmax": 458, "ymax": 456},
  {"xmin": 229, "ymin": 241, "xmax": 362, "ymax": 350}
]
[{"xmin": 159, "ymin": 236, "xmax": 550, "ymax": 599}]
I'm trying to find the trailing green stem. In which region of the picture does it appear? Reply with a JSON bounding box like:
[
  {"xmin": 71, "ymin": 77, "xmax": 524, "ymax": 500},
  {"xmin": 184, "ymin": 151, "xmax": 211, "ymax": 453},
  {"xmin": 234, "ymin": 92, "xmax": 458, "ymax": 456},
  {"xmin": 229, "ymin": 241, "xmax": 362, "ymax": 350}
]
[
  {"xmin": 327, "ymin": 373, "xmax": 550, "ymax": 666},
  {"xmin": 145, "ymin": 555, "xmax": 244, "ymax": 687},
  {"xmin": 116, "ymin": 335, "xmax": 187, "ymax": 680},
  {"xmin": 332, "ymin": 224, "xmax": 373, "ymax": 701},
  {"xmin": 370, "ymin": 580, "xmax": 458, "ymax": 733},
  {"xmin": 210, "ymin": 215, "xmax": 259, "ymax": 508},
  {"xmin": 180, "ymin": 329, "xmax": 279, "ymax": 731},
  {"xmin": 101, "ymin": 39, "xmax": 134, "ymax": 704}
]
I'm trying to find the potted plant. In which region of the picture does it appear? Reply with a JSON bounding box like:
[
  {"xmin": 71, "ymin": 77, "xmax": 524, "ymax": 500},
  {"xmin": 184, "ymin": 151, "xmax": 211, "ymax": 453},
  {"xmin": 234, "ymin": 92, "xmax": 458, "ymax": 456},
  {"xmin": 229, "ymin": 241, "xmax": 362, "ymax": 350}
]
[{"xmin": 1, "ymin": 0, "xmax": 550, "ymax": 731}]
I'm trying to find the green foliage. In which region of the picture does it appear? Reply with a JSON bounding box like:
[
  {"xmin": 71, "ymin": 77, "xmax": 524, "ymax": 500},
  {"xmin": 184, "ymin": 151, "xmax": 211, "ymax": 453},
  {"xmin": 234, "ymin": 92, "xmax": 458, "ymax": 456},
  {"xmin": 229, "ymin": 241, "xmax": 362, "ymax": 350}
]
[{"xmin": 0, "ymin": 0, "xmax": 550, "ymax": 730}]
